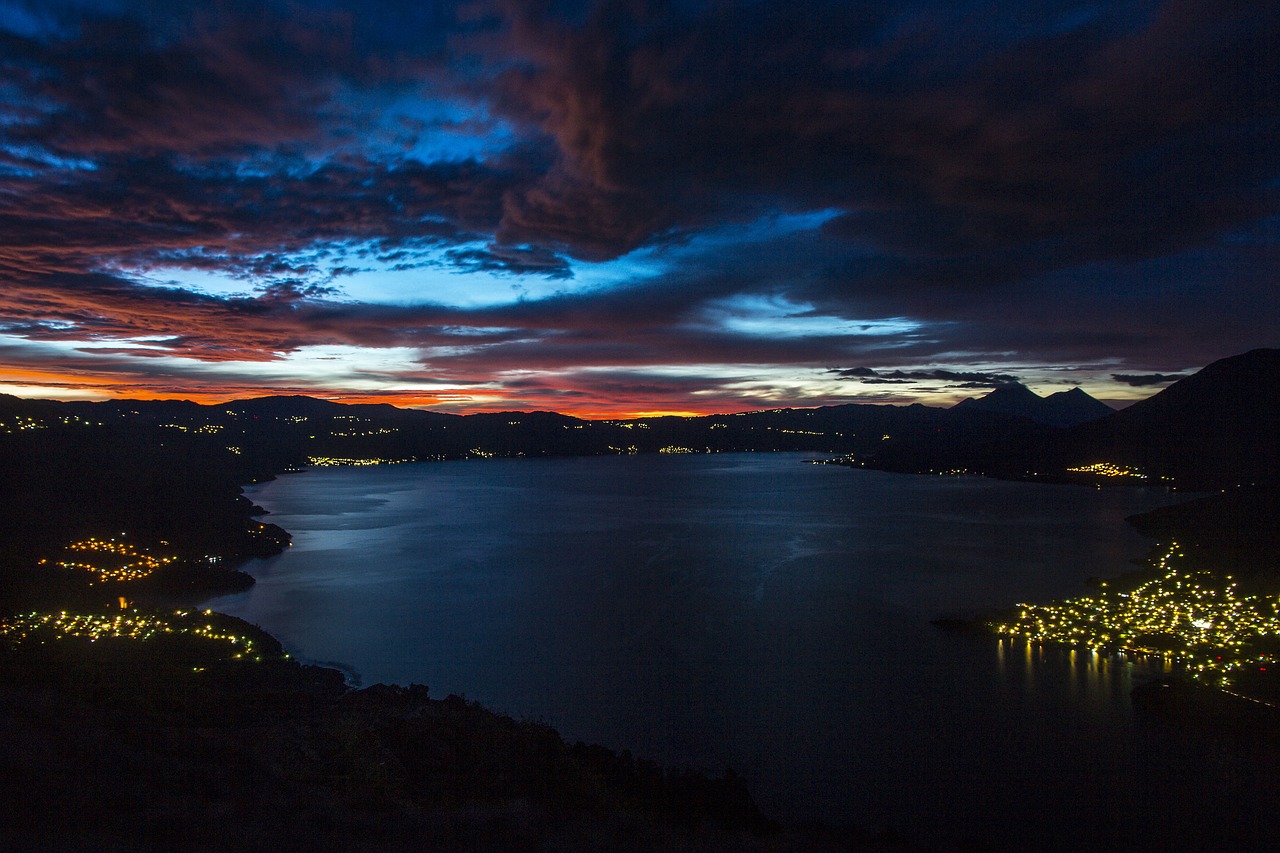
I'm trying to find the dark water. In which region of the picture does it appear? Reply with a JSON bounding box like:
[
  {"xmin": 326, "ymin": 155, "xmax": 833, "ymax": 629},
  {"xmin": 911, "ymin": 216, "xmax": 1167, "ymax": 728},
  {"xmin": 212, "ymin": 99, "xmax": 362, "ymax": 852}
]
[{"xmin": 207, "ymin": 454, "xmax": 1276, "ymax": 850}]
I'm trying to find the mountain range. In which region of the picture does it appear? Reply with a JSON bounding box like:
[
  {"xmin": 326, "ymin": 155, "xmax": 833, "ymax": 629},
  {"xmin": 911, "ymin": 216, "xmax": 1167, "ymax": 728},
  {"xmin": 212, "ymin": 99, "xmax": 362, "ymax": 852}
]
[
  {"xmin": 952, "ymin": 383, "xmax": 1114, "ymax": 428},
  {"xmin": 1, "ymin": 348, "xmax": 1276, "ymax": 494}
]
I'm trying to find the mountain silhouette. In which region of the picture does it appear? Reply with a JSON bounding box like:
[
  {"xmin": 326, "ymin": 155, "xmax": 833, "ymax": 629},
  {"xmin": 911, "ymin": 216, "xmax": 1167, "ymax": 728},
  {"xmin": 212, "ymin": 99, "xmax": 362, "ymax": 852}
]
[
  {"xmin": 1041, "ymin": 387, "xmax": 1116, "ymax": 428},
  {"xmin": 953, "ymin": 383, "xmax": 1113, "ymax": 428},
  {"xmin": 4, "ymin": 349, "xmax": 1274, "ymax": 492},
  {"xmin": 1065, "ymin": 348, "xmax": 1280, "ymax": 488}
]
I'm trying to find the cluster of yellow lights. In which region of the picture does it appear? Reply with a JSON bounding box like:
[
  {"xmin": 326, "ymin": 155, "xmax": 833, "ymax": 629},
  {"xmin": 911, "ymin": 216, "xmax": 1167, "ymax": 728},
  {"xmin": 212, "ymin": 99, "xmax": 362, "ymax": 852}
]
[
  {"xmin": 305, "ymin": 455, "xmax": 413, "ymax": 466},
  {"xmin": 658, "ymin": 445, "xmax": 698, "ymax": 454},
  {"xmin": 38, "ymin": 538, "xmax": 177, "ymax": 583},
  {"xmin": 0, "ymin": 416, "xmax": 45, "ymax": 432},
  {"xmin": 0, "ymin": 609, "xmax": 268, "ymax": 661},
  {"xmin": 989, "ymin": 543, "xmax": 1279, "ymax": 692},
  {"xmin": 1066, "ymin": 462, "xmax": 1148, "ymax": 479}
]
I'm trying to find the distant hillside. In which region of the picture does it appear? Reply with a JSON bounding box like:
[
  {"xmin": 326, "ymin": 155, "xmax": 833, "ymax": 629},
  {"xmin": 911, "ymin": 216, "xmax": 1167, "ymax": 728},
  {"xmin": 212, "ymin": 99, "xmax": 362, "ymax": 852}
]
[
  {"xmin": 6, "ymin": 392, "xmax": 1057, "ymax": 468},
  {"xmin": 953, "ymin": 383, "xmax": 1113, "ymax": 428},
  {"xmin": 0, "ymin": 391, "xmax": 1063, "ymax": 599},
  {"xmin": 845, "ymin": 349, "xmax": 1280, "ymax": 489},
  {"xmin": 1061, "ymin": 348, "xmax": 1280, "ymax": 489},
  {"xmin": 4, "ymin": 350, "xmax": 1274, "ymax": 497}
]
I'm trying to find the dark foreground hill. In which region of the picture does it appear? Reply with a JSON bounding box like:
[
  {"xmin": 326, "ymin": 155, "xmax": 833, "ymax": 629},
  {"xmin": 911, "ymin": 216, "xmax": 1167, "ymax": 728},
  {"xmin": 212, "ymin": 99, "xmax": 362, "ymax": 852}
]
[{"xmin": 4, "ymin": 641, "xmax": 873, "ymax": 853}]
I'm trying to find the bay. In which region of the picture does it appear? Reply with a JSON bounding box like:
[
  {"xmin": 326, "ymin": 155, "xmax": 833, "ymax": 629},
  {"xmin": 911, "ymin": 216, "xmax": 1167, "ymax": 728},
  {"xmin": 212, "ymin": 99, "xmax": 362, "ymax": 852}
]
[{"xmin": 206, "ymin": 453, "xmax": 1275, "ymax": 850}]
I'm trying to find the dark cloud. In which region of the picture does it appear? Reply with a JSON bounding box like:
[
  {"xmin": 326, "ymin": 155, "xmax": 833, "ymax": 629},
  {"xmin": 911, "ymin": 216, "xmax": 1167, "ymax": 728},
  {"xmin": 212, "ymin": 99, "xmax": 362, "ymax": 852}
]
[
  {"xmin": 831, "ymin": 367, "xmax": 1021, "ymax": 387},
  {"xmin": 0, "ymin": 0, "xmax": 470, "ymax": 159},
  {"xmin": 1112, "ymin": 372, "xmax": 1188, "ymax": 387},
  {"xmin": 256, "ymin": 281, "xmax": 341, "ymax": 302},
  {"xmin": 0, "ymin": 0, "xmax": 1275, "ymax": 412},
  {"xmin": 0, "ymin": 0, "xmax": 567, "ymax": 285},
  {"xmin": 4, "ymin": 9, "xmax": 335, "ymax": 159},
  {"xmin": 445, "ymin": 244, "xmax": 573, "ymax": 279},
  {"xmin": 0, "ymin": 149, "xmax": 559, "ymax": 349},
  {"xmin": 480, "ymin": 0, "xmax": 1280, "ymax": 279},
  {"xmin": 6, "ymin": 0, "xmax": 1279, "ymax": 279}
]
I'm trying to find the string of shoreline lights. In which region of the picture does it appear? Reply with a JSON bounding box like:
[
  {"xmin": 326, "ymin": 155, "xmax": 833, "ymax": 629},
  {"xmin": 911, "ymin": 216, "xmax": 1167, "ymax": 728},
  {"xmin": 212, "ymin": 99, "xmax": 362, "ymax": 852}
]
[{"xmin": 0, "ymin": 609, "xmax": 279, "ymax": 663}]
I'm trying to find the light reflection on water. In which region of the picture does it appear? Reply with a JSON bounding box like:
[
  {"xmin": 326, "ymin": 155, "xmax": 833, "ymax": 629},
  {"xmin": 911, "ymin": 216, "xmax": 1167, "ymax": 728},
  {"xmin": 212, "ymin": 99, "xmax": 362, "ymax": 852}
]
[
  {"xmin": 997, "ymin": 637, "xmax": 1171, "ymax": 707},
  {"xmin": 206, "ymin": 454, "xmax": 1276, "ymax": 850}
]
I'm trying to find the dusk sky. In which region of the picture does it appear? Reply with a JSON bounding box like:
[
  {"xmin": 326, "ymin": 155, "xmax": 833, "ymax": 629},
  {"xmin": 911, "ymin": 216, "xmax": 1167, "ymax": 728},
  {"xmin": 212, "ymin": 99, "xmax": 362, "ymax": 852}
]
[{"xmin": 0, "ymin": 0, "xmax": 1276, "ymax": 417}]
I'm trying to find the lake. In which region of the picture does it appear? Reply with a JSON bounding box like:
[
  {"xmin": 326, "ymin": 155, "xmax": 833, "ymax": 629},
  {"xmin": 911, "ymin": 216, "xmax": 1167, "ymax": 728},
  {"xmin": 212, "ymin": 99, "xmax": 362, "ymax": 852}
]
[{"xmin": 206, "ymin": 453, "xmax": 1277, "ymax": 850}]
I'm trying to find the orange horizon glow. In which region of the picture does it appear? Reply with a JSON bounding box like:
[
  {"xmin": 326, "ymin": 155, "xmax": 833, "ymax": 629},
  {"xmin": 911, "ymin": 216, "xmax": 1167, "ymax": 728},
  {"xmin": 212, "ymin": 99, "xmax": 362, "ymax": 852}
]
[
  {"xmin": 0, "ymin": 381, "xmax": 774, "ymax": 420},
  {"xmin": 0, "ymin": 367, "xmax": 730, "ymax": 418},
  {"xmin": 0, "ymin": 363, "xmax": 1150, "ymax": 420}
]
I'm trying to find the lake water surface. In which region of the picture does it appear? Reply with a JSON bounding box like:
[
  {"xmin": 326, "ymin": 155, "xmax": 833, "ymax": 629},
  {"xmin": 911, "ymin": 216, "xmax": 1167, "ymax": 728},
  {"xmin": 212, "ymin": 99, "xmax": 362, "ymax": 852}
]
[{"xmin": 206, "ymin": 454, "xmax": 1276, "ymax": 850}]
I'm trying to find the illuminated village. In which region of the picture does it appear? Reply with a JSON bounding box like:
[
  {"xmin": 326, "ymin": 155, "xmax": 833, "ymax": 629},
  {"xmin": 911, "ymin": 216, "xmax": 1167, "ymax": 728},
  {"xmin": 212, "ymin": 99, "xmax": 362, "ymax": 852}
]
[
  {"xmin": 305, "ymin": 455, "xmax": 416, "ymax": 466},
  {"xmin": 988, "ymin": 542, "xmax": 1280, "ymax": 706},
  {"xmin": 38, "ymin": 537, "xmax": 177, "ymax": 584},
  {"xmin": 0, "ymin": 608, "xmax": 275, "ymax": 664},
  {"xmin": 1065, "ymin": 461, "xmax": 1149, "ymax": 479}
]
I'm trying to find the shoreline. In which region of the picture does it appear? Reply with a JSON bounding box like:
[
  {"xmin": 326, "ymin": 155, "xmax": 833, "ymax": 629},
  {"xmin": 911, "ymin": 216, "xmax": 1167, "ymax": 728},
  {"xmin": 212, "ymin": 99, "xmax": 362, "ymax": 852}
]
[{"xmin": 1, "ymin": 467, "xmax": 811, "ymax": 851}]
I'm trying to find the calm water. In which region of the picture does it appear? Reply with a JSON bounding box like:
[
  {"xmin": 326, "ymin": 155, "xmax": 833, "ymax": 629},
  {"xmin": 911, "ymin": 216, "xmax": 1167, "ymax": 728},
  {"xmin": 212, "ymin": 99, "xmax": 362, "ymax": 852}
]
[{"xmin": 207, "ymin": 454, "xmax": 1276, "ymax": 850}]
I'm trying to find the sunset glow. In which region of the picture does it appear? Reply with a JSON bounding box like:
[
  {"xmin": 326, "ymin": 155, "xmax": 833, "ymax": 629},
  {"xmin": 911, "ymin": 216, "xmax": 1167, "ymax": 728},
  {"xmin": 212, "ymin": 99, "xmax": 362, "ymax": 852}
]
[{"xmin": 1, "ymin": 1, "xmax": 1275, "ymax": 415}]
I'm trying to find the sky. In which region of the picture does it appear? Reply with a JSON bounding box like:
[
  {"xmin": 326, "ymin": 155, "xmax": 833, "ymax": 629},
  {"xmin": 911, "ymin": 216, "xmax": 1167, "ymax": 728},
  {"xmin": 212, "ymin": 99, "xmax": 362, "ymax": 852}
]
[{"xmin": 0, "ymin": 0, "xmax": 1276, "ymax": 417}]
